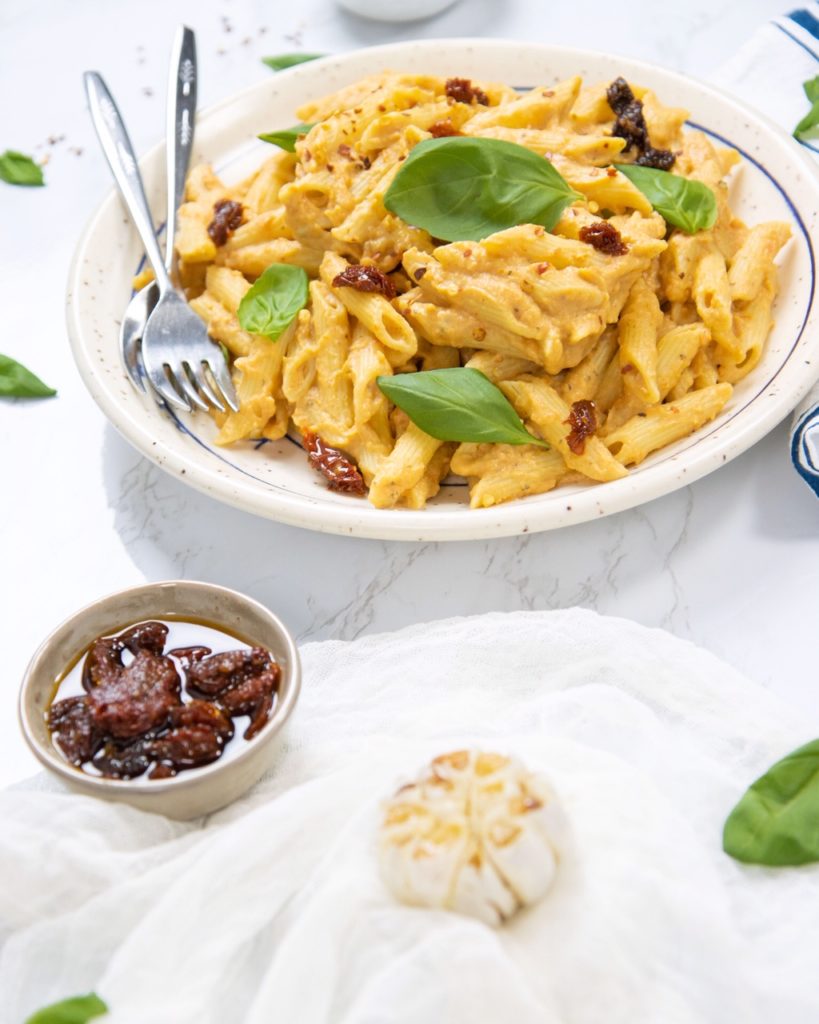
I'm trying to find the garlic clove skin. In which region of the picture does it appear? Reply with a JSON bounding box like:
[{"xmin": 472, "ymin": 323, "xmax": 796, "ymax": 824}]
[{"xmin": 379, "ymin": 750, "xmax": 565, "ymax": 926}]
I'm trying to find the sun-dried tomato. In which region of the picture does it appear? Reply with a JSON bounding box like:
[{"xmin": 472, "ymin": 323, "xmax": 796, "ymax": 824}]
[
  {"xmin": 565, "ymin": 400, "xmax": 598, "ymax": 455},
  {"xmin": 47, "ymin": 621, "xmax": 281, "ymax": 780},
  {"xmin": 578, "ymin": 222, "xmax": 628, "ymax": 256},
  {"xmin": 445, "ymin": 77, "xmax": 489, "ymax": 105},
  {"xmin": 207, "ymin": 199, "xmax": 244, "ymax": 246},
  {"xmin": 428, "ymin": 119, "xmax": 461, "ymax": 138},
  {"xmin": 606, "ymin": 76, "xmax": 675, "ymax": 170},
  {"xmin": 303, "ymin": 431, "xmax": 367, "ymax": 496},
  {"xmin": 49, "ymin": 697, "xmax": 100, "ymax": 766},
  {"xmin": 332, "ymin": 264, "xmax": 396, "ymax": 299},
  {"xmin": 188, "ymin": 653, "xmax": 280, "ymax": 740}
]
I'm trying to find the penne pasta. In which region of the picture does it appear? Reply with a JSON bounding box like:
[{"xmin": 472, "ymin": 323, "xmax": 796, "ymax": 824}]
[{"xmin": 175, "ymin": 69, "xmax": 788, "ymax": 510}]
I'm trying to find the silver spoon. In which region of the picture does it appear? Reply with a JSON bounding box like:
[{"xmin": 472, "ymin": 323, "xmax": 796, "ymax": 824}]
[{"xmin": 119, "ymin": 25, "xmax": 197, "ymax": 393}]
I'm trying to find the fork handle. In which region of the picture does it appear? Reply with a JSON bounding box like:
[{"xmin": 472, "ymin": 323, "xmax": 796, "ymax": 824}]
[
  {"xmin": 84, "ymin": 71, "xmax": 173, "ymax": 294},
  {"xmin": 165, "ymin": 26, "xmax": 196, "ymax": 272}
]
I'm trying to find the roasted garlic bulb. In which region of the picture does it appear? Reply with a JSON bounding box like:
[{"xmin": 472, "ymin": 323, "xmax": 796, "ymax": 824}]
[{"xmin": 379, "ymin": 750, "xmax": 565, "ymax": 926}]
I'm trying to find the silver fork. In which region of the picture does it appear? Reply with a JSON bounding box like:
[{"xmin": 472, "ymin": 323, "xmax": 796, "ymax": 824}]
[
  {"xmin": 120, "ymin": 25, "xmax": 197, "ymax": 394},
  {"xmin": 84, "ymin": 70, "xmax": 239, "ymax": 413}
]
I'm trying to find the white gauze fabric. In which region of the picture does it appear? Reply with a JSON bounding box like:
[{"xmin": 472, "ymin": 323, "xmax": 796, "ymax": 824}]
[{"xmin": 2, "ymin": 609, "xmax": 819, "ymax": 1023}]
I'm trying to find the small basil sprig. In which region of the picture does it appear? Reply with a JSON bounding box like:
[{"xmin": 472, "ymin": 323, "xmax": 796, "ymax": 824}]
[
  {"xmin": 261, "ymin": 53, "xmax": 325, "ymax": 71},
  {"xmin": 24, "ymin": 992, "xmax": 108, "ymax": 1024},
  {"xmin": 616, "ymin": 163, "xmax": 717, "ymax": 234},
  {"xmin": 0, "ymin": 353, "xmax": 56, "ymax": 397},
  {"xmin": 723, "ymin": 738, "xmax": 819, "ymax": 866},
  {"xmin": 258, "ymin": 123, "xmax": 314, "ymax": 153},
  {"xmin": 237, "ymin": 263, "xmax": 308, "ymax": 340},
  {"xmin": 377, "ymin": 367, "xmax": 548, "ymax": 447},
  {"xmin": 793, "ymin": 75, "xmax": 819, "ymax": 141},
  {"xmin": 0, "ymin": 149, "xmax": 44, "ymax": 186},
  {"xmin": 384, "ymin": 137, "xmax": 583, "ymax": 242}
]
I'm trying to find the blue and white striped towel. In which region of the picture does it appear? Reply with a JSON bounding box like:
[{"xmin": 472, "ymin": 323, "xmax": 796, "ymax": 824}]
[{"xmin": 712, "ymin": 6, "xmax": 819, "ymax": 497}]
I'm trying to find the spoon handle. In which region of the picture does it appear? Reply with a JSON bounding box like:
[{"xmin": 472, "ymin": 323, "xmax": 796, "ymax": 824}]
[
  {"xmin": 165, "ymin": 25, "xmax": 197, "ymax": 272},
  {"xmin": 84, "ymin": 71, "xmax": 173, "ymax": 294}
]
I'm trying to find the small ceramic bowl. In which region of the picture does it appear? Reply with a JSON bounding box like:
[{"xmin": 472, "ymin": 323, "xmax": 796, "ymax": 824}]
[{"xmin": 18, "ymin": 580, "xmax": 301, "ymax": 820}]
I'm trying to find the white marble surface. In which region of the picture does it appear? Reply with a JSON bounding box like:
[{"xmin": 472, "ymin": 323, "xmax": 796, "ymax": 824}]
[{"xmin": 2, "ymin": 0, "xmax": 816, "ymax": 788}]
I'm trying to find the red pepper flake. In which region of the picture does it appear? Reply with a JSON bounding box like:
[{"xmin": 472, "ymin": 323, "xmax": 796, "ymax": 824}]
[
  {"xmin": 536, "ymin": 262, "xmax": 550, "ymax": 275},
  {"xmin": 428, "ymin": 119, "xmax": 461, "ymax": 138},
  {"xmin": 606, "ymin": 166, "xmax": 618, "ymax": 177},
  {"xmin": 337, "ymin": 143, "xmax": 371, "ymax": 169},
  {"xmin": 445, "ymin": 77, "xmax": 489, "ymax": 105},
  {"xmin": 413, "ymin": 267, "xmax": 427, "ymax": 281},
  {"xmin": 621, "ymin": 363, "xmax": 636, "ymax": 375},
  {"xmin": 578, "ymin": 222, "xmax": 628, "ymax": 256},
  {"xmin": 207, "ymin": 199, "xmax": 244, "ymax": 246},
  {"xmin": 303, "ymin": 432, "xmax": 366, "ymax": 495},
  {"xmin": 332, "ymin": 264, "xmax": 396, "ymax": 299},
  {"xmin": 564, "ymin": 400, "xmax": 598, "ymax": 455}
]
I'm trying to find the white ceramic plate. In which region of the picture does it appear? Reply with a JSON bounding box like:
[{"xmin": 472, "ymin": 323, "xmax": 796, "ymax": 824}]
[{"xmin": 67, "ymin": 40, "xmax": 819, "ymax": 541}]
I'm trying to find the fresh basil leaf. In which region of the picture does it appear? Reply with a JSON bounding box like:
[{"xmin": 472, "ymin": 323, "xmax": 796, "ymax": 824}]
[
  {"xmin": 615, "ymin": 163, "xmax": 717, "ymax": 234},
  {"xmin": 0, "ymin": 149, "xmax": 44, "ymax": 186},
  {"xmin": 804, "ymin": 74, "xmax": 819, "ymax": 104},
  {"xmin": 258, "ymin": 123, "xmax": 314, "ymax": 152},
  {"xmin": 261, "ymin": 53, "xmax": 325, "ymax": 71},
  {"xmin": 25, "ymin": 992, "xmax": 108, "ymax": 1024},
  {"xmin": 0, "ymin": 353, "xmax": 56, "ymax": 397},
  {"xmin": 377, "ymin": 367, "xmax": 548, "ymax": 447},
  {"xmin": 794, "ymin": 75, "xmax": 819, "ymax": 141},
  {"xmin": 723, "ymin": 738, "xmax": 819, "ymax": 866},
  {"xmin": 237, "ymin": 263, "xmax": 308, "ymax": 340},
  {"xmin": 383, "ymin": 137, "xmax": 583, "ymax": 242}
]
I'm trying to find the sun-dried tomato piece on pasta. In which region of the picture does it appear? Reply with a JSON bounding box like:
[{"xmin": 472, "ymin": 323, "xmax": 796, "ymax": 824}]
[
  {"xmin": 207, "ymin": 199, "xmax": 244, "ymax": 246},
  {"xmin": 332, "ymin": 264, "xmax": 396, "ymax": 299},
  {"xmin": 578, "ymin": 222, "xmax": 628, "ymax": 256},
  {"xmin": 565, "ymin": 400, "xmax": 598, "ymax": 455},
  {"xmin": 445, "ymin": 77, "xmax": 489, "ymax": 105},
  {"xmin": 303, "ymin": 432, "xmax": 367, "ymax": 496}
]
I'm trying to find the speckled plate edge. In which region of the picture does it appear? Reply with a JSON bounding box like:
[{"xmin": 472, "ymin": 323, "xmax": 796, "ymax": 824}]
[{"xmin": 66, "ymin": 39, "xmax": 819, "ymax": 541}]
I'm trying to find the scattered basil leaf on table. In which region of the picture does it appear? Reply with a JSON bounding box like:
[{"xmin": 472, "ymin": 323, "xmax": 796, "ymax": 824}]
[
  {"xmin": 0, "ymin": 149, "xmax": 44, "ymax": 186},
  {"xmin": 383, "ymin": 137, "xmax": 584, "ymax": 242},
  {"xmin": 24, "ymin": 992, "xmax": 108, "ymax": 1024},
  {"xmin": 237, "ymin": 263, "xmax": 309, "ymax": 340},
  {"xmin": 377, "ymin": 367, "xmax": 549, "ymax": 447},
  {"xmin": 723, "ymin": 738, "xmax": 819, "ymax": 866},
  {"xmin": 0, "ymin": 353, "xmax": 56, "ymax": 397},
  {"xmin": 793, "ymin": 74, "xmax": 819, "ymax": 141},
  {"xmin": 261, "ymin": 53, "xmax": 325, "ymax": 71},
  {"xmin": 258, "ymin": 123, "xmax": 315, "ymax": 152},
  {"xmin": 615, "ymin": 163, "xmax": 717, "ymax": 234}
]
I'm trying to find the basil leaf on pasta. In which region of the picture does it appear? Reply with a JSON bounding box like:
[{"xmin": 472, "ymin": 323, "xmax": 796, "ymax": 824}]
[
  {"xmin": 377, "ymin": 367, "xmax": 549, "ymax": 447},
  {"xmin": 616, "ymin": 163, "xmax": 717, "ymax": 233},
  {"xmin": 793, "ymin": 74, "xmax": 819, "ymax": 142},
  {"xmin": 261, "ymin": 53, "xmax": 325, "ymax": 71},
  {"xmin": 24, "ymin": 992, "xmax": 108, "ymax": 1024},
  {"xmin": 723, "ymin": 738, "xmax": 819, "ymax": 866},
  {"xmin": 0, "ymin": 149, "xmax": 44, "ymax": 186},
  {"xmin": 0, "ymin": 353, "xmax": 56, "ymax": 397},
  {"xmin": 237, "ymin": 263, "xmax": 308, "ymax": 340},
  {"xmin": 258, "ymin": 124, "xmax": 314, "ymax": 152},
  {"xmin": 383, "ymin": 137, "xmax": 583, "ymax": 242}
]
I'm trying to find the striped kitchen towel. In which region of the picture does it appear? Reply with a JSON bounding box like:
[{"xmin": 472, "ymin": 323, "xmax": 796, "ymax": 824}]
[{"xmin": 713, "ymin": 6, "xmax": 819, "ymax": 497}]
